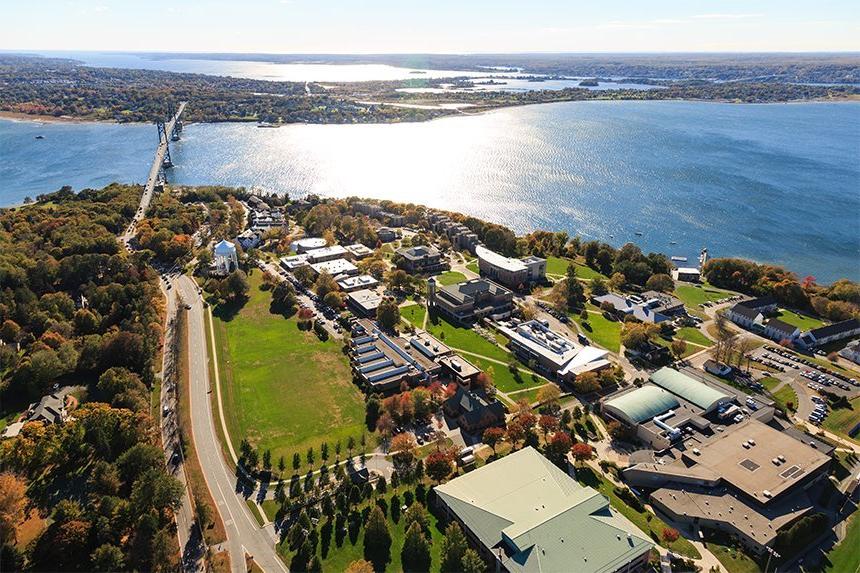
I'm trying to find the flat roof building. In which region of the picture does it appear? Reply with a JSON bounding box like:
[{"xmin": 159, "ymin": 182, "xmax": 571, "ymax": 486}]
[
  {"xmin": 337, "ymin": 274, "xmax": 379, "ymax": 292},
  {"xmin": 309, "ymin": 258, "xmax": 359, "ymax": 278},
  {"xmin": 496, "ymin": 319, "xmax": 611, "ymax": 383},
  {"xmin": 396, "ymin": 245, "xmax": 446, "ymax": 274},
  {"xmin": 475, "ymin": 245, "xmax": 545, "ymax": 290},
  {"xmin": 672, "ymin": 267, "xmax": 701, "ymax": 282},
  {"xmin": 428, "ymin": 277, "xmax": 514, "ymax": 326},
  {"xmin": 594, "ymin": 291, "xmax": 685, "ymax": 324},
  {"xmin": 345, "ymin": 243, "xmax": 374, "ymax": 259},
  {"xmin": 305, "ymin": 245, "xmax": 349, "ymax": 263},
  {"xmin": 435, "ymin": 447, "xmax": 653, "ymax": 573},
  {"xmin": 292, "ymin": 237, "xmax": 328, "ymax": 254},
  {"xmin": 280, "ymin": 254, "xmax": 310, "ymax": 271},
  {"xmin": 349, "ymin": 319, "xmax": 441, "ymax": 393},
  {"xmin": 624, "ymin": 418, "xmax": 831, "ymax": 554},
  {"xmin": 347, "ymin": 289, "xmax": 383, "ymax": 318}
]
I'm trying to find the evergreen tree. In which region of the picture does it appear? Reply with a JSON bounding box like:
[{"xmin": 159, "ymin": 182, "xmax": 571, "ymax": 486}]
[
  {"xmin": 440, "ymin": 522, "xmax": 468, "ymax": 573},
  {"xmin": 401, "ymin": 521, "xmax": 431, "ymax": 573},
  {"xmin": 461, "ymin": 548, "xmax": 486, "ymax": 573},
  {"xmin": 363, "ymin": 506, "xmax": 391, "ymax": 570}
]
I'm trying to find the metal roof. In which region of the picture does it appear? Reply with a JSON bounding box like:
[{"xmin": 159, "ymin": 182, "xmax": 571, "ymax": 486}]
[
  {"xmin": 604, "ymin": 386, "xmax": 680, "ymax": 424},
  {"xmin": 650, "ymin": 367, "xmax": 731, "ymax": 411}
]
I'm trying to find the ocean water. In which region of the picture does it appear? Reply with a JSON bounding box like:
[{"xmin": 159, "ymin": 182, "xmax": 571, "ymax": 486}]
[{"xmin": 1, "ymin": 100, "xmax": 858, "ymax": 282}]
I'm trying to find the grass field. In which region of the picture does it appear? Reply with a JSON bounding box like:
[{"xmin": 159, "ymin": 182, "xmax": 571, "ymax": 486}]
[
  {"xmin": 821, "ymin": 506, "xmax": 860, "ymax": 572},
  {"xmin": 212, "ymin": 273, "xmax": 368, "ymax": 463},
  {"xmin": 467, "ymin": 355, "xmax": 548, "ymax": 394},
  {"xmin": 575, "ymin": 466, "xmax": 700, "ymax": 559},
  {"xmin": 760, "ymin": 376, "xmax": 782, "ymax": 392},
  {"xmin": 704, "ymin": 533, "xmax": 762, "ymax": 573},
  {"xmin": 571, "ymin": 305, "xmax": 621, "ymax": 352},
  {"xmin": 435, "ymin": 270, "xmax": 467, "ymax": 286},
  {"xmin": 823, "ymin": 395, "xmax": 860, "ymax": 440},
  {"xmin": 545, "ymin": 256, "xmax": 573, "ymax": 275},
  {"xmin": 675, "ymin": 327, "xmax": 713, "ymax": 347},
  {"xmin": 400, "ymin": 303, "xmax": 427, "ymax": 328},
  {"xmin": 673, "ymin": 283, "xmax": 734, "ymax": 308},
  {"xmin": 408, "ymin": 314, "xmax": 510, "ymax": 362},
  {"xmin": 771, "ymin": 384, "xmax": 798, "ymax": 412},
  {"xmin": 465, "ymin": 260, "xmax": 479, "ymax": 274},
  {"xmin": 774, "ymin": 308, "xmax": 826, "ymax": 331}
]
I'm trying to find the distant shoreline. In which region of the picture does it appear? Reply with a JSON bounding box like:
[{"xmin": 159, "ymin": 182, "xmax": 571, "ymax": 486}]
[{"xmin": 2, "ymin": 95, "xmax": 858, "ymax": 127}]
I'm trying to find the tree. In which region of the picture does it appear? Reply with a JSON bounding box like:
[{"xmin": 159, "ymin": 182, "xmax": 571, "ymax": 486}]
[
  {"xmin": 386, "ymin": 269, "xmax": 411, "ymax": 291},
  {"xmin": 536, "ymin": 384, "xmax": 561, "ymax": 407},
  {"xmin": 482, "ymin": 427, "xmax": 505, "ymax": 454},
  {"xmin": 0, "ymin": 473, "xmax": 27, "ymax": 544},
  {"xmin": 425, "ymin": 451, "xmax": 453, "ymax": 483},
  {"xmin": 363, "ymin": 506, "xmax": 392, "ymax": 570},
  {"xmin": 570, "ymin": 443, "xmax": 594, "ymax": 466},
  {"xmin": 390, "ymin": 433, "xmax": 417, "ymax": 472},
  {"xmin": 272, "ymin": 280, "xmax": 298, "ymax": 314},
  {"xmin": 376, "ymin": 297, "xmax": 401, "ymax": 332},
  {"xmin": 538, "ymin": 415, "xmax": 559, "ymax": 437},
  {"xmin": 589, "ymin": 277, "xmax": 608, "ymax": 297},
  {"xmin": 440, "ymin": 522, "xmax": 468, "ymax": 573},
  {"xmin": 91, "ymin": 543, "xmax": 126, "ymax": 572},
  {"xmin": 223, "ymin": 270, "xmax": 250, "ymax": 302},
  {"xmin": 662, "ymin": 527, "xmax": 680, "ymax": 543},
  {"xmin": 543, "ymin": 432, "xmax": 572, "ymax": 468},
  {"xmin": 621, "ymin": 323, "xmax": 657, "ymax": 350},
  {"xmin": 345, "ymin": 559, "xmax": 375, "ymax": 573},
  {"xmin": 401, "ymin": 521, "xmax": 431, "ymax": 573},
  {"xmin": 461, "ymin": 548, "xmax": 486, "ymax": 573},
  {"xmin": 573, "ymin": 372, "xmax": 601, "ymax": 394},
  {"xmin": 670, "ymin": 339, "xmax": 688, "ymax": 361},
  {"xmin": 292, "ymin": 452, "xmax": 301, "ymax": 471},
  {"xmin": 646, "ymin": 273, "xmax": 675, "ymax": 293},
  {"xmin": 314, "ymin": 271, "xmax": 338, "ymax": 299}
]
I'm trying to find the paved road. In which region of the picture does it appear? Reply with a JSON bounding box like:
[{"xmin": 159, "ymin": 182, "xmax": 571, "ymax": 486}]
[{"xmin": 176, "ymin": 276, "xmax": 288, "ymax": 573}]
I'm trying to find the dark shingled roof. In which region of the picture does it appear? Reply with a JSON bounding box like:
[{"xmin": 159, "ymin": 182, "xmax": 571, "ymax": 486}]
[
  {"xmin": 809, "ymin": 318, "xmax": 860, "ymax": 340},
  {"xmin": 729, "ymin": 303, "xmax": 763, "ymax": 321},
  {"xmin": 738, "ymin": 295, "xmax": 777, "ymax": 310},
  {"xmin": 765, "ymin": 318, "xmax": 798, "ymax": 337}
]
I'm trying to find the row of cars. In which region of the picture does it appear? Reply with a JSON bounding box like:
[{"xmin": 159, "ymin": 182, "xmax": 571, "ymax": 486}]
[
  {"xmin": 808, "ymin": 395, "xmax": 828, "ymax": 425},
  {"xmin": 763, "ymin": 345, "xmax": 859, "ymax": 389},
  {"xmin": 272, "ymin": 262, "xmax": 348, "ymax": 333},
  {"xmin": 697, "ymin": 294, "xmax": 744, "ymax": 309},
  {"xmin": 535, "ymin": 300, "xmax": 571, "ymax": 325}
]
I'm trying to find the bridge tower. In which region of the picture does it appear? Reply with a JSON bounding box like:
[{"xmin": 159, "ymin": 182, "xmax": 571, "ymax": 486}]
[{"xmin": 156, "ymin": 121, "xmax": 173, "ymax": 173}]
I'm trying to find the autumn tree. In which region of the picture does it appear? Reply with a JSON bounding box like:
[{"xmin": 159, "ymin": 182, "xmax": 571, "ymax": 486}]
[
  {"xmin": 570, "ymin": 443, "xmax": 594, "ymax": 467},
  {"xmin": 670, "ymin": 339, "xmax": 688, "ymax": 361},
  {"xmin": 536, "ymin": 384, "xmax": 561, "ymax": 407},
  {"xmin": 573, "ymin": 371, "xmax": 601, "ymax": 394},
  {"xmin": 345, "ymin": 559, "xmax": 375, "ymax": 573},
  {"xmin": 425, "ymin": 451, "xmax": 453, "ymax": 483},
  {"xmin": 543, "ymin": 432, "xmax": 572, "ymax": 468},
  {"xmin": 482, "ymin": 427, "xmax": 505, "ymax": 454},
  {"xmin": 376, "ymin": 297, "xmax": 401, "ymax": 332},
  {"xmin": 0, "ymin": 473, "xmax": 27, "ymax": 545}
]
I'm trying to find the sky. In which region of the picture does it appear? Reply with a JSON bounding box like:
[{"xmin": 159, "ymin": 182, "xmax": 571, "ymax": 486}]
[{"xmin": 2, "ymin": 0, "xmax": 859, "ymax": 54}]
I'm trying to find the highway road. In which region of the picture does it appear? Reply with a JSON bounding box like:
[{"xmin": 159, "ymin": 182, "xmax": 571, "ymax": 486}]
[{"xmin": 176, "ymin": 275, "xmax": 288, "ymax": 573}]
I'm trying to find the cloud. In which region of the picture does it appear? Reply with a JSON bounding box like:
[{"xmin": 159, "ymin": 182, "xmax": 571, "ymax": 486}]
[{"xmin": 691, "ymin": 13, "xmax": 763, "ymax": 20}]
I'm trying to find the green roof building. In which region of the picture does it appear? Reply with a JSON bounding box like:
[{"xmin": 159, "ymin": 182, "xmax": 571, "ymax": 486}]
[
  {"xmin": 650, "ymin": 367, "xmax": 732, "ymax": 413},
  {"xmin": 434, "ymin": 447, "xmax": 653, "ymax": 573},
  {"xmin": 603, "ymin": 386, "xmax": 681, "ymax": 426}
]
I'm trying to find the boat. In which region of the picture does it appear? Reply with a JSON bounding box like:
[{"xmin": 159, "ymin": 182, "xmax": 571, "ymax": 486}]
[
  {"xmin": 256, "ymin": 122, "xmax": 279, "ymax": 128},
  {"xmin": 635, "ymin": 231, "xmax": 643, "ymax": 236},
  {"xmin": 669, "ymin": 241, "xmax": 677, "ymax": 245},
  {"xmin": 34, "ymin": 135, "xmax": 44, "ymax": 140},
  {"xmin": 671, "ymin": 256, "xmax": 688, "ymax": 262}
]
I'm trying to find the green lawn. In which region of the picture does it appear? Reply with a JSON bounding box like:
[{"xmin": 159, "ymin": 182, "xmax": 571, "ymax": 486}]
[
  {"xmin": 212, "ymin": 273, "xmax": 368, "ymax": 464},
  {"xmin": 545, "ymin": 256, "xmax": 573, "ymax": 276},
  {"xmin": 673, "ymin": 283, "xmax": 734, "ymax": 308},
  {"xmin": 572, "ymin": 262, "xmax": 607, "ymax": 280},
  {"xmin": 773, "ymin": 308, "xmax": 826, "ymax": 331},
  {"xmin": 401, "ymin": 303, "xmax": 427, "ymax": 328},
  {"xmin": 278, "ymin": 489, "xmax": 445, "ymax": 573},
  {"xmin": 574, "ymin": 466, "xmax": 700, "ymax": 559},
  {"xmin": 760, "ymin": 376, "xmax": 782, "ymax": 392},
  {"xmin": 570, "ymin": 305, "xmax": 621, "ymax": 352},
  {"xmin": 408, "ymin": 314, "xmax": 510, "ymax": 363},
  {"xmin": 434, "ymin": 270, "xmax": 467, "ymax": 286},
  {"xmin": 821, "ymin": 505, "xmax": 860, "ymax": 572},
  {"xmin": 468, "ymin": 356, "xmax": 548, "ymax": 394},
  {"xmin": 506, "ymin": 385, "xmax": 549, "ymax": 406},
  {"xmin": 465, "ymin": 260, "xmax": 479, "ymax": 274},
  {"xmin": 704, "ymin": 534, "xmax": 762, "ymax": 573},
  {"xmin": 823, "ymin": 395, "xmax": 860, "ymax": 441},
  {"xmin": 771, "ymin": 385, "xmax": 798, "ymax": 412},
  {"xmin": 675, "ymin": 327, "xmax": 713, "ymax": 348}
]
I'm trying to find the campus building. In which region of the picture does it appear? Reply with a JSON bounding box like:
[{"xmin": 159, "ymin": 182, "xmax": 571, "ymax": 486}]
[
  {"xmin": 671, "ymin": 267, "xmax": 701, "ymax": 282},
  {"xmin": 309, "ymin": 259, "xmax": 359, "ymax": 279},
  {"xmin": 442, "ymin": 386, "xmax": 505, "ymax": 434},
  {"xmin": 594, "ymin": 291, "xmax": 685, "ymax": 324},
  {"xmin": 291, "ymin": 237, "xmax": 328, "ymax": 254},
  {"xmin": 495, "ymin": 319, "xmax": 611, "ymax": 383},
  {"xmin": 348, "ymin": 320, "xmax": 480, "ymax": 393},
  {"xmin": 346, "ymin": 289, "xmax": 383, "ymax": 318},
  {"xmin": 726, "ymin": 300, "xmax": 802, "ymax": 343},
  {"xmin": 435, "ymin": 447, "xmax": 653, "ymax": 573},
  {"xmin": 336, "ymin": 274, "xmax": 379, "ymax": 293},
  {"xmin": 345, "ymin": 243, "xmax": 374, "ymax": 259},
  {"xmin": 428, "ymin": 277, "xmax": 514, "ymax": 325},
  {"xmin": 395, "ymin": 245, "xmax": 447, "ymax": 274},
  {"xmin": 212, "ymin": 239, "xmax": 238, "ymax": 276},
  {"xmin": 798, "ymin": 318, "xmax": 860, "ymax": 348},
  {"xmin": 624, "ymin": 418, "xmax": 832, "ymax": 554},
  {"xmin": 475, "ymin": 245, "xmax": 545, "ymax": 290},
  {"xmin": 601, "ymin": 367, "xmax": 734, "ymax": 449},
  {"xmin": 305, "ymin": 245, "xmax": 349, "ymax": 264}
]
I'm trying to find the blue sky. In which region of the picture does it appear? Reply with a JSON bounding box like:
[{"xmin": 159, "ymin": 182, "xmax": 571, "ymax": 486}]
[{"xmin": 3, "ymin": 0, "xmax": 858, "ymax": 53}]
